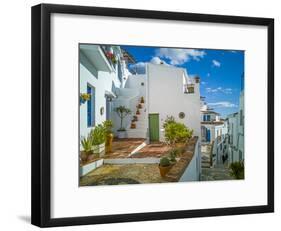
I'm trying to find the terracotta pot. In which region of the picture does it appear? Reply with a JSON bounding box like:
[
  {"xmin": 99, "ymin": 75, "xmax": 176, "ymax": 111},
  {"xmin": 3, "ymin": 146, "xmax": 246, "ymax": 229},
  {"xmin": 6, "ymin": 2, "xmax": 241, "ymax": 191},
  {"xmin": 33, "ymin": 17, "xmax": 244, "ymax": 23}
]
[
  {"xmin": 158, "ymin": 164, "xmax": 172, "ymax": 177},
  {"xmin": 87, "ymin": 153, "xmax": 97, "ymax": 161},
  {"xmin": 105, "ymin": 133, "xmax": 114, "ymax": 153},
  {"xmin": 80, "ymin": 151, "xmax": 89, "ymax": 162}
]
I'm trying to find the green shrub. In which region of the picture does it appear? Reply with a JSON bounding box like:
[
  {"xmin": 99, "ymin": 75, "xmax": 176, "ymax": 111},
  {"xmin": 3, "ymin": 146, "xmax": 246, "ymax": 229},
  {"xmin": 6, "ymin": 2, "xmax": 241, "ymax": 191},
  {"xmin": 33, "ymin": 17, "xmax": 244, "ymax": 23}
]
[
  {"xmin": 159, "ymin": 157, "xmax": 171, "ymax": 167},
  {"xmin": 168, "ymin": 148, "xmax": 180, "ymax": 162},
  {"xmin": 81, "ymin": 135, "xmax": 92, "ymax": 153},
  {"xmin": 90, "ymin": 124, "xmax": 106, "ymax": 145},
  {"xmin": 229, "ymin": 161, "xmax": 244, "ymax": 179},
  {"xmin": 103, "ymin": 120, "xmax": 113, "ymax": 134},
  {"xmin": 163, "ymin": 116, "xmax": 175, "ymax": 129},
  {"xmin": 164, "ymin": 121, "xmax": 193, "ymax": 145}
]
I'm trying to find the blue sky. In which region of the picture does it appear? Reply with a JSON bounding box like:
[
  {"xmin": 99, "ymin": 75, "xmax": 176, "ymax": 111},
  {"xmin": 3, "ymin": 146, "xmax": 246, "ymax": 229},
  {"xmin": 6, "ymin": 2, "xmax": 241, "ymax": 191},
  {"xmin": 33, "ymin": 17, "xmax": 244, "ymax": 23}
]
[{"xmin": 121, "ymin": 45, "xmax": 244, "ymax": 117}]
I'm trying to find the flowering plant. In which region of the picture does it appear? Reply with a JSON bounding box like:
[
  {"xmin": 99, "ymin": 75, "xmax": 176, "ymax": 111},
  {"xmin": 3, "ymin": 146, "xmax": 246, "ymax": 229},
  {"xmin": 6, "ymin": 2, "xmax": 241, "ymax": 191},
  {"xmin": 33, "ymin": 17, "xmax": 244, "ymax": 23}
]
[
  {"xmin": 80, "ymin": 93, "xmax": 91, "ymax": 105},
  {"xmin": 105, "ymin": 51, "xmax": 117, "ymax": 64}
]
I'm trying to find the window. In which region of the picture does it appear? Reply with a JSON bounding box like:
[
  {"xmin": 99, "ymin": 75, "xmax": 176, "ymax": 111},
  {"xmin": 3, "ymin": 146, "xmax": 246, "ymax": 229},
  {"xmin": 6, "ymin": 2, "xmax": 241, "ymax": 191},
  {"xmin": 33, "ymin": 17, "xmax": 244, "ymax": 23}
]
[
  {"xmin": 87, "ymin": 85, "xmax": 95, "ymax": 127},
  {"xmin": 203, "ymin": 114, "xmax": 211, "ymax": 121}
]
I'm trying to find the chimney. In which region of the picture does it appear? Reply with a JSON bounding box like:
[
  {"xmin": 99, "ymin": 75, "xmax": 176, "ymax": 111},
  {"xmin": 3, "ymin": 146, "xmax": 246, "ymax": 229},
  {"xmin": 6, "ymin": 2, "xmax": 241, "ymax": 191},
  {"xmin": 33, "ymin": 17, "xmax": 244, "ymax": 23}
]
[{"xmin": 195, "ymin": 76, "xmax": 200, "ymax": 83}]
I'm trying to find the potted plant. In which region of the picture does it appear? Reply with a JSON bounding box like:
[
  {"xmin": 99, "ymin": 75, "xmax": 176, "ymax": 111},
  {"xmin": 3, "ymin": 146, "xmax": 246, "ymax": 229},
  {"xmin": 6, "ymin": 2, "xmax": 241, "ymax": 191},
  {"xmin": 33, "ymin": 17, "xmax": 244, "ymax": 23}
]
[
  {"xmin": 137, "ymin": 103, "xmax": 142, "ymax": 109},
  {"xmin": 136, "ymin": 109, "xmax": 140, "ymax": 115},
  {"xmin": 130, "ymin": 122, "xmax": 136, "ymax": 129},
  {"xmin": 80, "ymin": 135, "xmax": 93, "ymax": 162},
  {"xmin": 114, "ymin": 106, "xmax": 131, "ymax": 138},
  {"xmin": 229, "ymin": 161, "xmax": 244, "ymax": 179},
  {"xmin": 90, "ymin": 124, "xmax": 106, "ymax": 157},
  {"xmin": 158, "ymin": 157, "xmax": 172, "ymax": 177},
  {"xmin": 140, "ymin": 96, "xmax": 145, "ymax": 104},
  {"xmin": 133, "ymin": 115, "xmax": 138, "ymax": 121},
  {"xmin": 168, "ymin": 148, "xmax": 180, "ymax": 165},
  {"xmin": 103, "ymin": 120, "xmax": 114, "ymax": 153},
  {"xmin": 164, "ymin": 119, "xmax": 193, "ymax": 146}
]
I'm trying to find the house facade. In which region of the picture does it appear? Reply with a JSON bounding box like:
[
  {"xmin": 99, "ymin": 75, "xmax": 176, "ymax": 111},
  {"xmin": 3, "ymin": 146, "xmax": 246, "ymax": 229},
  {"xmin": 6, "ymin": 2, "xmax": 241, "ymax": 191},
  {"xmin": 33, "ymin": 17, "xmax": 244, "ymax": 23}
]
[
  {"xmin": 79, "ymin": 45, "xmax": 201, "ymax": 180},
  {"xmin": 200, "ymin": 98, "xmax": 228, "ymax": 166},
  {"xmin": 79, "ymin": 45, "xmax": 134, "ymax": 144},
  {"xmin": 226, "ymin": 90, "xmax": 244, "ymax": 163}
]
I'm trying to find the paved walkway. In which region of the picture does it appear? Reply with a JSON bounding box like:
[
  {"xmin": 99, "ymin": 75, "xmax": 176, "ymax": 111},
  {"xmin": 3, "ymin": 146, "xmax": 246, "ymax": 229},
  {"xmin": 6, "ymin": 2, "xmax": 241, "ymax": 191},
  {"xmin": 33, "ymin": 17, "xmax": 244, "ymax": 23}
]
[
  {"xmin": 200, "ymin": 164, "xmax": 234, "ymax": 181},
  {"xmin": 104, "ymin": 138, "xmax": 145, "ymax": 158}
]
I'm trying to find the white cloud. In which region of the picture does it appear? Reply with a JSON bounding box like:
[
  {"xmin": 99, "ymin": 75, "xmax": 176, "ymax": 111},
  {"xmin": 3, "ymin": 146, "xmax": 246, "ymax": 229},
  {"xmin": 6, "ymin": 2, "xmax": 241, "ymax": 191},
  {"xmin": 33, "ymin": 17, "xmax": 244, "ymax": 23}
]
[
  {"xmin": 129, "ymin": 57, "xmax": 169, "ymax": 74},
  {"xmin": 206, "ymin": 87, "xmax": 233, "ymax": 94},
  {"xmin": 207, "ymin": 73, "xmax": 211, "ymax": 77},
  {"xmin": 201, "ymin": 81, "xmax": 207, "ymax": 85},
  {"xmin": 129, "ymin": 62, "xmax": 146, "ymax": 74},
  {"xmin": 156, "ymin": 48, "xmax": 206, "ymax": 65},
  {"xmin": 212, "ymin": 60, "xmax": 221, "ymax": 67},
  {"xmin": 208, "ymin": 101, "xmax": 238, "ymax": 108},
  {"xmin": 150, "ymin": 57, "xmax": 169, "ymax": 66}
]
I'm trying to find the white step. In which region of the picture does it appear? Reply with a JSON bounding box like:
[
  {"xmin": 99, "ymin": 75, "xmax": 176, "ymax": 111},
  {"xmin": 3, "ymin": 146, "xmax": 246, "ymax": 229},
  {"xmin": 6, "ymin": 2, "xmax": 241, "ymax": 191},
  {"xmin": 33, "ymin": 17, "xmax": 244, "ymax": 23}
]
[{"xmin": 126, "ymin": 130, "xmax": 147, "ymax": 138}]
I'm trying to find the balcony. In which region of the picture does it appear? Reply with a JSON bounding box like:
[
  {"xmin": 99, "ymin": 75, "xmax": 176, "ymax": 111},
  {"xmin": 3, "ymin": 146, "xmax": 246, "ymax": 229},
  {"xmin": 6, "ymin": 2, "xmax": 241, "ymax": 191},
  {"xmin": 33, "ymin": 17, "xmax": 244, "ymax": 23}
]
[
  {"xmin": 80, "ymin": 44, "xmax": 114, "ymax": 72},
  {"xmin": 184, "ymin": 84, "xmax": 195, "ymax": 94}
]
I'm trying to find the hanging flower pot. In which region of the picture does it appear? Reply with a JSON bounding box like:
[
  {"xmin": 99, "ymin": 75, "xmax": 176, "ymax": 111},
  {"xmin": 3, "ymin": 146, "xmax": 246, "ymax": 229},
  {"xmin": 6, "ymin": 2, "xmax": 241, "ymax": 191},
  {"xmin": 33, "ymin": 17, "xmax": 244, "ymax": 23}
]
[{"xmin": 80, "ymin": 93, "xmax": 91, "ymax": 105}]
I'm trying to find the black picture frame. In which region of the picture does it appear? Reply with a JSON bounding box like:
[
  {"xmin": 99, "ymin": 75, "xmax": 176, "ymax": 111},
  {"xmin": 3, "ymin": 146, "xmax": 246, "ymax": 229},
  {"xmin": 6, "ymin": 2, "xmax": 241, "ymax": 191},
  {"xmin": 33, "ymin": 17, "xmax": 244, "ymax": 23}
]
[{"xmin": 31, "ymin": 3, "xmax": 274, "ymax": 227}]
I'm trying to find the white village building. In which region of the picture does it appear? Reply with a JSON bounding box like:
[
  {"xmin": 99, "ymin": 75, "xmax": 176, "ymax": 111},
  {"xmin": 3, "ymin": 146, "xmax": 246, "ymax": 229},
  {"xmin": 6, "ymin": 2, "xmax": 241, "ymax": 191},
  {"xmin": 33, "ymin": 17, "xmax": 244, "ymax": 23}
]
[
  {"xmin": 79, "ymin": 44, "xmax": 201, "ymax": 181},
  {"xmin": 200, "ymin": 98, "xmax": 228, "ymax": 166},
  {"xmin": 225, "ymin": 90, "xmax": 244, "ymax": 163}
]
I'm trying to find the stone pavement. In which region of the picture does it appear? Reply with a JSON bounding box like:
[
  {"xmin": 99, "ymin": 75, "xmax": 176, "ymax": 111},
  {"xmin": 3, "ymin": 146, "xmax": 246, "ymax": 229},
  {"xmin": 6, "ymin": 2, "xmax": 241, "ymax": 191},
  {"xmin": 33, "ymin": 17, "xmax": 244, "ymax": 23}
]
[{"xmin": 200, "ymin": 164, "xmax": 235, "ymax": 181}]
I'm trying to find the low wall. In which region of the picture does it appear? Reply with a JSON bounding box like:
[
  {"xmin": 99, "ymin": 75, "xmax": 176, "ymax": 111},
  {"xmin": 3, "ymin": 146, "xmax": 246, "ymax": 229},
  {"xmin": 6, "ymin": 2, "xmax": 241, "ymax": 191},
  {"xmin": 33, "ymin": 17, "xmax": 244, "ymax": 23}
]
[{"xmin": 164, "ymin": 136, "xmax": 199, "ymax": 182}]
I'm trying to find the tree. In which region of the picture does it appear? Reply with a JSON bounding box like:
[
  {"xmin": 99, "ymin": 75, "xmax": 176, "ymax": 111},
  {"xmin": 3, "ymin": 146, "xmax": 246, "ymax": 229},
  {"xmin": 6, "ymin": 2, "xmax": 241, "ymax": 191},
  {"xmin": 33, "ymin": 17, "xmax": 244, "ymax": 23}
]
[{"xmin": 114, "ymin": 106, "xmax": 131, "ymax": 131}]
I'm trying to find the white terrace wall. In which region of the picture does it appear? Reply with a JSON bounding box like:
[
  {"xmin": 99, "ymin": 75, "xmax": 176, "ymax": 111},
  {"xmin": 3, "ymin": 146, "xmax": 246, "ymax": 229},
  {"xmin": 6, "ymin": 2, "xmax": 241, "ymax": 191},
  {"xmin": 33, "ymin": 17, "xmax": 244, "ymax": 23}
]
[
  {"xmin": 179, "ymin": 139, "xmax": 200, "ymax": 181},
  {"xmin": 147, "ymin": 64, "xmax": 201, "ymax": 142}
]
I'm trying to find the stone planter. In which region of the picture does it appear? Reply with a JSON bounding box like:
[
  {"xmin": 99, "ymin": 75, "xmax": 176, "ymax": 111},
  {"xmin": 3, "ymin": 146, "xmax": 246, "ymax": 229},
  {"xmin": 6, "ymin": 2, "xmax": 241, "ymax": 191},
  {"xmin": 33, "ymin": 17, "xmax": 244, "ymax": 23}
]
[
  {"xmin": 92, "ymin": 143, "xmax": 105, "ymax": 157},
  {"xmin": 117, "ymin": 130, "xmax": 127, "ymax": 139}
]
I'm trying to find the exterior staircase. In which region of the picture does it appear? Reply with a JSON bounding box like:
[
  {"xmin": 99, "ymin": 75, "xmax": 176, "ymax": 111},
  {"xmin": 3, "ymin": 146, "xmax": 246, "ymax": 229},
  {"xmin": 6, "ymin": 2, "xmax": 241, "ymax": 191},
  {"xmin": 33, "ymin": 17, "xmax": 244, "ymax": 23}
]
[
  {"xmin": 200, "ymin": 164, "xmax": 234, "ymax": 181},
  {"xmin": 126, "ymin": 97, "xmax": 147, "ymax": 138},
  {"xmin": 201, "ymin": 143, "xmax": 212, "ymax": 168}
]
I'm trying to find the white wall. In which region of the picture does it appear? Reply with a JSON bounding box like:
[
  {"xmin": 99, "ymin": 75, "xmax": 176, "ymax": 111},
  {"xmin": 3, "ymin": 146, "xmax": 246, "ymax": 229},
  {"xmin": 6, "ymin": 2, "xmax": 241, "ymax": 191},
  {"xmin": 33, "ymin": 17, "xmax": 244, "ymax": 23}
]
[
  {"xmin": 80, "ymin": 62, "xmax": 121, "ymax": 139},
  {"xmin": 147, "ymin": 64, "xmax": 201, "ymax": 141},
  {"xmin": 179, "ymin": 139, "xmax": 200, "ymax": 181},
  {"xmin": 2, "ymin": 1, "xmax": 280, "ymax": 231}
]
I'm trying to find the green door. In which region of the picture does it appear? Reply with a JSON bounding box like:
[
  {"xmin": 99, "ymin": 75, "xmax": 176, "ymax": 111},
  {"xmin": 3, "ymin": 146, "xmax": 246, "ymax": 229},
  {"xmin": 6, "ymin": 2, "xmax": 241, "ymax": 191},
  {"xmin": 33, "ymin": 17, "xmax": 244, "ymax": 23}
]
[{"xmin": 149, "ymin": 114, "xmax": 159, "ymax": 142}]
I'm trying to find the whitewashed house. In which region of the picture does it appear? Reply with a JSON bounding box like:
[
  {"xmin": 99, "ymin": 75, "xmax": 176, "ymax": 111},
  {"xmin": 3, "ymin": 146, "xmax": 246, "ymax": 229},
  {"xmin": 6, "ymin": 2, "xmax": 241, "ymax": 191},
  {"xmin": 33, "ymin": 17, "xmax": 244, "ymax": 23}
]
[
  {"xmin": 80, "ymin": 45, "xmax": 201, "ymax": 180},
  {"xmin": 200, "ymin": 98, "xmax": 228, "ymax": 166},
  {"xmin": 113, "ymin": 63, "xmax": 201, "ymax": 141},
  {"xmin": 79, "ymin": 44, "xmax": 134, "ymax": 143},
  {"xmin": 226, "ymin": 90, "xmax": 244, "ymax": 163}
]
